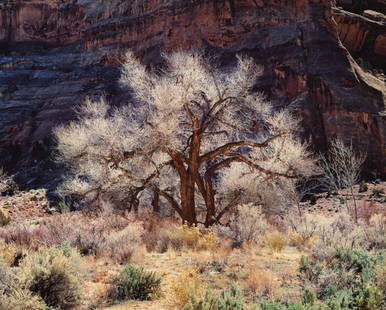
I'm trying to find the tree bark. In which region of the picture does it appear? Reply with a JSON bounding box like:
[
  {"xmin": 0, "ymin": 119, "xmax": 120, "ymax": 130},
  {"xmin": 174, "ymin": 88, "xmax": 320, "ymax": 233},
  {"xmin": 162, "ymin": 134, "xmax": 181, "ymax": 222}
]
[{"xmin": 152, "ymin": 190, "xmax": 160, "ymax": 214}]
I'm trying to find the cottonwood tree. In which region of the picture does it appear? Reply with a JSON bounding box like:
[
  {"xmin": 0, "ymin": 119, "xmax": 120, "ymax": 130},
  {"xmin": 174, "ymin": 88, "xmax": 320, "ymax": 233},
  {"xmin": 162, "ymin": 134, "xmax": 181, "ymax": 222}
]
[
  {"xmin": 319, "ymin": 138, "xmax": 366, "ymax": 222},
  {"xmin": 55, "ymin": 51, "xmax": 315, "ymax": 225}
]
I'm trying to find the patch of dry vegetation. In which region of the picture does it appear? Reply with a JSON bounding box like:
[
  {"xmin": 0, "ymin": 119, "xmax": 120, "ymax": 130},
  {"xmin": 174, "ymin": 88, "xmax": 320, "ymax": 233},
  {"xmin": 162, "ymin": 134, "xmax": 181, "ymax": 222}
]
[{"xmin": 0, "ymin": 202, "xmax": 385, "ymax": 309}]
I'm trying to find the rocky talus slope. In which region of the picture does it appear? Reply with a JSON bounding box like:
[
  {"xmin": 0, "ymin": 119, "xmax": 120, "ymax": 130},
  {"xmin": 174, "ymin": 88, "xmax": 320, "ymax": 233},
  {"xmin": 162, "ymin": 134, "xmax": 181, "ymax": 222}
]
[{"xmin": 0, "ymin": 0, "xmax": 385, "ymax": 188}]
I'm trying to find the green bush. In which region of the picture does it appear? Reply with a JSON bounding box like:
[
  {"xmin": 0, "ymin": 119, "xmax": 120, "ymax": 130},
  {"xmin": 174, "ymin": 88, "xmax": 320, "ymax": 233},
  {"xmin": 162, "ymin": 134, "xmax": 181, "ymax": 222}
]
[
  {"xmin": 182, "ymin": 284, "xmax": 246, "ymax": 310},
  {"xmin": 299, "ymin": 248, "xmax": 386, "ymax": 310},
  {"xmin": 299, "ymin": 256, "xmax": 322, "ymax": 282},
  {"xmin": 356, "ymin": 284, "xmax": 384, "ymax": 310},
  {"xmin": 109, "ymin": 265, "xmax": 161, "ymax": 301},
  {"xmin": 358, "ymin": 182, "xmax": 368, "ymax": 193},
  {"xmin": 18, "ymin": 247, "xmax": 82, "ymax": 310},
  {"xmin": 259, "ymin": 301, "xmax": 320, "ymax": 310},
  {"xmin": 370, "ymin": 188, "xmax": 384, "ymax": 198},
  {"xmin": 301, "ymin": 289, "xmax": 316, "ymax": 306},
  {"xmin": 334, "ymin": 248, "xmax": 374, "ymax": 283}
]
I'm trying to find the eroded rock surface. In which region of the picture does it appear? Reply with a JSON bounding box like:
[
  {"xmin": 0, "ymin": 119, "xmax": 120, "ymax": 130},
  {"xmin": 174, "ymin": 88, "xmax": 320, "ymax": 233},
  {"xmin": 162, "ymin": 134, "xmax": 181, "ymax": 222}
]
[{"xmin": 0, "ymin": 0, "xmax": 385, "ymax": 188}]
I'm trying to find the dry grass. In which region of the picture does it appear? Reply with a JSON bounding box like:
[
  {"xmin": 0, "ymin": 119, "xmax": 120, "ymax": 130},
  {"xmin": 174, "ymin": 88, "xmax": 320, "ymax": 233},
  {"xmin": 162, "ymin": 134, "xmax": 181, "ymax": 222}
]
[
  {"xmin": 288, "ymin": 231, "xmax": 318, "ymax": 250},
  {"xmin": 0, "ymin": 212, "xmax": 307, "ymax": 309},
  {"xmin": 167, "ymin": 267, "xmax": 207, "ymax": 308},
  {"xmin": 264, "ymin": 231, "xmax": 287, "ymax": 253},
  {"xmin": 157, "ymin": 224, "xmax": 217, "ymax": 252},
  {"xmin": 245, "ymin": 267, "xmax": 278, "ymax": 297},
  {"xmin": 0, "ymin": 241, "xmax": 20, "ymax": 265}
]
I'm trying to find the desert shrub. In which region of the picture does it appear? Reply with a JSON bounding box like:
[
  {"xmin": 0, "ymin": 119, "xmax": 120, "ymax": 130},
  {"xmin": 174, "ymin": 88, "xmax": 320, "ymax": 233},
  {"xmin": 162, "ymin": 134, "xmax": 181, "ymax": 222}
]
[
  {"xmin": 289, "ymin": 231, "xmax": 317, "ymax": 250},
  {"xmin": 0, "ymin": 287, "xmax": 47, "ymax": 310},
  {"xmin": 101, "ymin": 223, "xmax": 144, "ymax": 263},
  {"xmin": 245, "ymin": 267, "xmax": 277, "ymax": 297},
  {"xmin": 299, "ymin": 256, "xmax": 323, "ymax": 282},
  {"xmin": 169, "ymin": 267, "xmax": 206, "ymax": 307},
  {"xmin": 0, "ymin": 241, "xmax": 24, "ymax": 266},
  {"xmin": 356, "ymin": 284, "xmax": 384, "ymax": 310},
  {"xmin": 259, "ymin": 301, "xmax": 317, "ymax": 310},
  {"xmin": 0, "ymin": 167, "xmax": 18, "ymax": 196},
  {"xmin": 358, "ymin": 182, "xmax": 368, "ymax": 193},
  {"xmin": 375, "ymin": 260, "xmax": 386, "ymax": 298},
  {"xmin": 0, "ymin": 262, "xmax": 47, "ymax": 310},
  {"xmin": 213, "ymin": 203, "xmax": 271, "ymax": 247},
  {"xmin": 370, "ymin": 188, "xmax": 384, "ymax": 198},
  {"xmin": 0, "ymin": 212, "xmax": 134, "ymax": 253},
  {"xmin": 299, "ymin": 248, "xmax": 386, "ymax": 310},
  {"xmin": 362, "ymin": 214, "xmax": 386, "ymax": 249},
  {"xmin": 264, "ymin": 231, "xmax": 287, "ymax": 252},
  {"xmin": 182, "ymin": 284, "xmax": 247, "ymax": 310},
  {"xmin": 287, "ymin": 214, "xmax": 319, "ymax": 250},
  {"xmin": 158, "ymin": 224, "xmax": 216, "ymax": 252},
  {"xmin": 301, "ymin": 289, "xmax": 316, "ymax": 306},
  {"xmin": 0, "ymin": 223, "xmax": 37, "ymax": 249},
  {"xmin": 18, "ymin": 247, "xmax": 83, "ymax": 310},
  {"xmin": 0, "ymin": 208, "xmax": 10, "ymax": 227},
  {"xmin": 306, "ymin": 212, "xmax": 367, "ymax": 261},
  {"xmin": 109, "ymin": 265, "xmax": 161, "ymax": 301}
]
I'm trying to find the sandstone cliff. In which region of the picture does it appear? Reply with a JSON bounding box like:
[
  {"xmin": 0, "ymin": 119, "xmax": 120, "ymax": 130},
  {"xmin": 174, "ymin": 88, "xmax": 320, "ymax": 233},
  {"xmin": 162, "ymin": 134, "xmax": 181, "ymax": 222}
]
[{"xmin": 0, "ymin": 0, "xmax": 385, "ymax": 188}]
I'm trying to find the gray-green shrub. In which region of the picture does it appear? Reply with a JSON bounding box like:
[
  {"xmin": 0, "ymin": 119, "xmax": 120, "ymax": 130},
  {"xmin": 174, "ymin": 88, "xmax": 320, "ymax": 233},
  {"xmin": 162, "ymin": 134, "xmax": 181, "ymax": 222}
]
[
  {"xmin": 109, "ymin": 265, "xmax": 161, "ymax": 301},
  {"xmin": 18, "ymin": 247, "xmax": 83, "ymax": 310},
  {"xmin": 182, "ymin": 284, "xmax": 246, "ymax": 310}
]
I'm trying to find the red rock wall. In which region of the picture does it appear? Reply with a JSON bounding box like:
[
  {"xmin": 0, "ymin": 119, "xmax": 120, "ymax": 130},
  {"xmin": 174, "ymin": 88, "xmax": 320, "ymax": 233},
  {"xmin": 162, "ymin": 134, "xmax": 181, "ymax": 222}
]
[{"xmin": 0, "ymin": 0, "xmax": 385, "ymax": 186}]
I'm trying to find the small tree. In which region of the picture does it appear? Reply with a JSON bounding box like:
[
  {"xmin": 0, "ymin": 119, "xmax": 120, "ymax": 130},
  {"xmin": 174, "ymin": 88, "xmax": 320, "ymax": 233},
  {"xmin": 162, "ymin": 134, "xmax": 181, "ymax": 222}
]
[
  {"xmin": 55, "ymin": 51, "xmax": 315, "ymax": 225},
  {"xmin": 319, "ymin": 138, "xmax": 366, "ymax": 222}
]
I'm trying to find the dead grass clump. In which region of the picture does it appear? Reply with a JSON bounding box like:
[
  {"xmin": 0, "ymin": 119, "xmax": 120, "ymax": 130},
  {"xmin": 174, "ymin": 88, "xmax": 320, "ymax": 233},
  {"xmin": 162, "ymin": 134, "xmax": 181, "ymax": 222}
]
[
  {"xmin": 167, "ymin": 267, "xmax": 207, "ymax": 308},
  {"xmin": 286, "ymin": 213, "xmax": 319, "ymax": 250},
  {"xmin": 288, "ymin": 231, "xmax": 318, "ymax": 250},
  {"xmin": 0, "ymin": 223, "xmax": 36, "ymax": 249},
  {"xmin": 363, "ymin": 214, "xmax": 386, "ymax": 249},
  {"xmin": 264, "ymin": 231, "xmax": 287, "ymax": 253},
  {"xmin": 0, "ymin": 208, "xmax": 10, "ymax": 227},
  {"xmin": 211, "ymin": 238, "xmax": 233, "ymax": 264},
  {"xmin": 141, "ymin": 216, "xmax": 179, "ymax": 251},
  {"xmin": 245, "ymin": 267, "xmax": 277, "ymax": 297},
  {"xmin": 0, "ymin": 241, "xmax": 24, "ymax": 266},
  {"xmin": 157, "ymin": 224, "xmax": 217, "ymax": 252}
]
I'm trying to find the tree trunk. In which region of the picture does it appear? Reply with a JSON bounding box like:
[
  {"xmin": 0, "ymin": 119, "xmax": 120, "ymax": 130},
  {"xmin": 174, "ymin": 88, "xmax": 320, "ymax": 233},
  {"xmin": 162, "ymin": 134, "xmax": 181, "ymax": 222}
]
[
  {"xmin": 183, "ymin": 129, "xmax": 201, "ymax": 225},
  {"xmin": 152, "ymin": 190, "xmax": 160, "ymax": 214},
  {"xmin": 180, "ymin": 175, "xmax": 197, "ymax": 225},
  {"xmin": 170, "ymin": 151, "xmax": 197, "ymax": 225},
  {"xmin": 204, "ymin": 172, "xmax": 216, "ymax": 227}
]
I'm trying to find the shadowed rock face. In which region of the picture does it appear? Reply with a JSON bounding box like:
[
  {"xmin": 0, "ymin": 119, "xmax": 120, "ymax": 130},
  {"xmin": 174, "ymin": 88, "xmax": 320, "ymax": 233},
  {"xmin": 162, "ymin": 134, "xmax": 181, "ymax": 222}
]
[{"xmin": 0, "ymin": 0, "xmax": 385, "ymax": 189}]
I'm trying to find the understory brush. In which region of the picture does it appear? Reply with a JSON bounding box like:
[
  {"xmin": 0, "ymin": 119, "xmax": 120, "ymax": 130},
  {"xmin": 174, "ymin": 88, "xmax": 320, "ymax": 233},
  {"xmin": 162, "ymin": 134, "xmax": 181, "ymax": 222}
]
[
  {"xmin": 108, "ymin": 265, "xmax": 161, "ymax": 302},
  {"xmin": 0, "ymin": 212, "xmax": 144, "ymax": 263},
  {"xmin": 0, "ymin": 246, "xmax": 83, "ymax": 310},
  {"xmin": 182, "ymin": 284, "xmax": 247, "ymax": 310},
  {"xmin": 298, "ymin": 248, "xmax": 385, "ymax": 310},
  {"xmin": 287, "ymin": 211, "xmax": 386, "ymax": 260},
  {"xmin": 213, "ymin": 203, "xmax": 272, "ymax": 248},
  {"xmin": 157, "ymin": 224, "xmax": 217, "ymax": 252}
]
